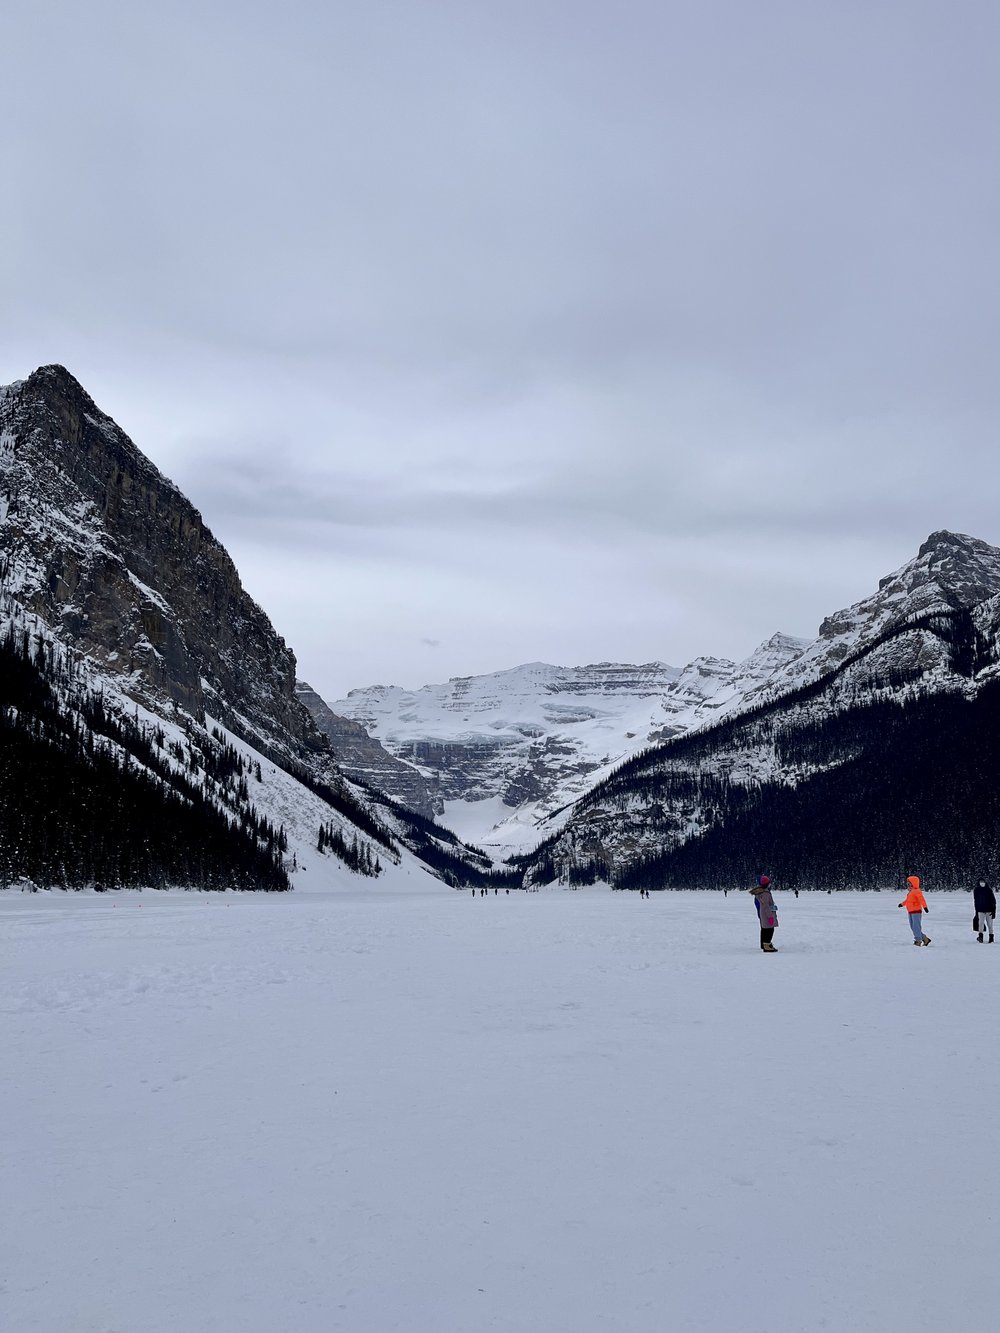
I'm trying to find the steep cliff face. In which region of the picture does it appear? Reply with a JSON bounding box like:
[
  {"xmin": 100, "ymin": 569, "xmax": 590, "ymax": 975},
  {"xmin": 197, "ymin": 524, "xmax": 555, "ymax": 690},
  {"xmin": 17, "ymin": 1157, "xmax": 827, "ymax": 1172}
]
[
  {"xmin": 294, "ymin": 681, "xmax": 436, "ymax": 817},
  {"xmin": 0, "ymin": 365, "xmax": 317, "ymax": 760}
]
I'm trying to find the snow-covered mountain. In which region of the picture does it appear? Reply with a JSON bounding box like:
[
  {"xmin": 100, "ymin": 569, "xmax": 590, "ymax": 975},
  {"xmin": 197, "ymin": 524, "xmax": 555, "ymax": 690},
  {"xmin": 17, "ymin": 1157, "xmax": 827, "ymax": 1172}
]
[
  {"xmin": 0, "ymin": 366, "xmax": 501, "ymax": 892},
  {"xmin": 740, "ymin": 530, "xmax": 1000, "ymax": 705},
  {"xmin": 327, "ymin": 636, "xmax": 810, "ymax": 851},
  {"xmin": 326, "ymin": 530, "xmax": 1000, "ymax": 864},
  {"xmin": 527, "ymin": 530, "xmax": 1000, "ymax": 888}
]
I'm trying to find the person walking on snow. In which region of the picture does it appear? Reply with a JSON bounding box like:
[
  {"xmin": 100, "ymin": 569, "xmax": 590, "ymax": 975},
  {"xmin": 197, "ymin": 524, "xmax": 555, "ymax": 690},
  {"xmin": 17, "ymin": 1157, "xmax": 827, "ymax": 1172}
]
[
  {"xmin": 899, "ymin": 875, "xmax": 930, "ymax": 945},
  {"xmin": 751, "ymin": 875, "xmax": 778, "ymax": 952},
  {"xmin": 973, "ymin": 878, "xmax": 996, "ymax": 943}
]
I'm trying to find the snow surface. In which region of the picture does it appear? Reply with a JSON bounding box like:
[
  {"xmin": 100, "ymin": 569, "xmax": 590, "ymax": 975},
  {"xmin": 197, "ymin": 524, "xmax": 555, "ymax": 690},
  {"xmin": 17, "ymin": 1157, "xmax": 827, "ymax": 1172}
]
[
  {"xmin": 438, "ymin": 793, "xmax": 560, "ymax": 856},
  {"xmin": 2, "ymin": 888, "xmax": 996, "ymax": 1332}
]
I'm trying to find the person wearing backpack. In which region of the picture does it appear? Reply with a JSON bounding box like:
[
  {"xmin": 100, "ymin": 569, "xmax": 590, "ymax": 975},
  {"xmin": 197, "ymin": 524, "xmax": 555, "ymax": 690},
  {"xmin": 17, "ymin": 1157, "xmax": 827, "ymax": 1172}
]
[
  {"xmin": 751, "ymin": 875, "xmax": 779, "ymax": 952},
  {"xmin": 973, "ymin": 878, "xmax": 996, "ymax": 943}
]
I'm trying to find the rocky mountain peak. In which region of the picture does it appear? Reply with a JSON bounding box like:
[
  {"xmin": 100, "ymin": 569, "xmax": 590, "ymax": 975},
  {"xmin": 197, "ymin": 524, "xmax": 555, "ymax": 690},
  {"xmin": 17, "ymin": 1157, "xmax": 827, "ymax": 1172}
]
[
  {"xmin": 917, "ymin": 528, "xmax": 987, "ymax": 558},
  {"xmin": 1, "ymin": 364, "xmax": 316, "ymax": 758},
  {"xmin": 905, "ymin": 529, "xmax": 1000, "ymax": 603},
  {"xmin": 817, "ymin": 530, "xmax": 1000, "ymax": 646},
  {"xmin": 25, "ymin": 362, "xmax": 96, "ymax": 404},
  {"xmin": 743, "ymin": 631, "xmax": 810, "ymax": 665}
]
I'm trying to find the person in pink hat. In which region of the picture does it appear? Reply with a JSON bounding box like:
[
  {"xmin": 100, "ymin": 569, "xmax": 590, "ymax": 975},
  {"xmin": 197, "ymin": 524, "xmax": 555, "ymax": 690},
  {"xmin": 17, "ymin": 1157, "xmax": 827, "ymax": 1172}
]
[{"xmin": 751, "ymin": 875, "xmax": 778, "ymax": 952}]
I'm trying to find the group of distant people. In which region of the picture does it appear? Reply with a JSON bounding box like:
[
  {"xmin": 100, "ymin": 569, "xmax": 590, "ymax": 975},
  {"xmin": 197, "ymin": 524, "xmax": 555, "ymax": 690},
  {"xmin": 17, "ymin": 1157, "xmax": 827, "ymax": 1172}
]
[{"xmin": 745, "ymin": 873, "xmax": 997, "ymax": 952}]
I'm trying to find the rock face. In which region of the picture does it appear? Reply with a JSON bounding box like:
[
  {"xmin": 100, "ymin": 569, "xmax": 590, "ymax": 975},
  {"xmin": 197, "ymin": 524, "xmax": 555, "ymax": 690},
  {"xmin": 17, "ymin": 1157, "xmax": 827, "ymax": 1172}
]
[
  {"xmin": 0, "ymin": 365, "xmax": 319, "ymax": 761},
  {"xmin": 295, "ymin": 681, "xmax": 436, "ymax": 817}
]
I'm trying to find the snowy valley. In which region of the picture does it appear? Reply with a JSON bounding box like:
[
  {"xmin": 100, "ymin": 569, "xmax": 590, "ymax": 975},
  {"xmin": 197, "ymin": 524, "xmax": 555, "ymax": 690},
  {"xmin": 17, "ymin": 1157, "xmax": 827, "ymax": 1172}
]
[{"xmin": 6, "ymin": 365, "xmax": 1000, "ymax": 897}]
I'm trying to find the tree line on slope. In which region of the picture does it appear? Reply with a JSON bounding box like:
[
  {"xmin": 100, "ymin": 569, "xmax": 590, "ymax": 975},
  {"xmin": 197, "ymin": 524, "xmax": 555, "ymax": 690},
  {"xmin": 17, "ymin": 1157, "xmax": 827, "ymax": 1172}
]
[
  {"xmin": 614, "ymin": 684, "xmax": 1000, "ymax": 891},
  {"xmin": 573, "ymin": 605, "xmax": 992, "ymax": 816},
  {"xmin": 0, "ymin": 627, "xmax": 289, "ymax": 890}
]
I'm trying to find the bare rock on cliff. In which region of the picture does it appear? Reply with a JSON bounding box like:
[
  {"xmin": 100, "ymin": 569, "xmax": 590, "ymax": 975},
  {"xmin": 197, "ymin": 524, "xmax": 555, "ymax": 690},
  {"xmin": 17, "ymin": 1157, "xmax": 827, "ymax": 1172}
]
[{"xmin": 0, "ymin": 364, "xmax": 321, "ymax": 760}]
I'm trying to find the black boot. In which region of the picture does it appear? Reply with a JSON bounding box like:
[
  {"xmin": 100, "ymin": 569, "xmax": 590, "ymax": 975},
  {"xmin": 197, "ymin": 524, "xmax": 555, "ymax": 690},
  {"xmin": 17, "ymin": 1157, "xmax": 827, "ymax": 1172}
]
[{"xmin": 978, "ymin": 932, "xmax": 984, "ymax": 942}]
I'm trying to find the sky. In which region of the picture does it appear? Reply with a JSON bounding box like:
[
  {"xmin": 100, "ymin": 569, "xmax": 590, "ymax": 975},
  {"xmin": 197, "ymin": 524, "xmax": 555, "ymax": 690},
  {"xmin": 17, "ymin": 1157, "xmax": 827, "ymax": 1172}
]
[{"xmin": 3, "ymin": 0, "xmax": 1000, "ymax": 702}]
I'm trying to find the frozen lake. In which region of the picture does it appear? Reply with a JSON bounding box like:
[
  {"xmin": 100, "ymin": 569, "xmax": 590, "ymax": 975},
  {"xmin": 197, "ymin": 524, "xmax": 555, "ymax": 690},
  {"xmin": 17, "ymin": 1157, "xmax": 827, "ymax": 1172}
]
[{"xmin": 1, "ymin": 886, "xmax": 996, "ymax": 1332}]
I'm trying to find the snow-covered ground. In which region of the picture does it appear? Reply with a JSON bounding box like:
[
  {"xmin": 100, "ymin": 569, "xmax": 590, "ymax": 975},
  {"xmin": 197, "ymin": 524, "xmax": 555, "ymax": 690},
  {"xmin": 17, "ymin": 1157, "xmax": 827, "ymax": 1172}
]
[
  {"xmin": 438, "ymin": 793, "xmax": 552, "ymax": 855},
  {"xmin": 2, "ymin": 888, "xmax": 995, "ymax": 1333}
]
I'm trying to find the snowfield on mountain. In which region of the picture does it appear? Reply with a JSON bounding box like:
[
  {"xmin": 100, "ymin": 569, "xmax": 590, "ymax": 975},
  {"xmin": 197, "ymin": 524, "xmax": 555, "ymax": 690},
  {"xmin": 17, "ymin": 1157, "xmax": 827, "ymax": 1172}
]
[
  {"xmin": 326, "ymin": 639, "xmax": 810, "ymax": 850},
  {"xmin": 2, "ymin": 887, "xmax": 995, "ymax": 1333}
]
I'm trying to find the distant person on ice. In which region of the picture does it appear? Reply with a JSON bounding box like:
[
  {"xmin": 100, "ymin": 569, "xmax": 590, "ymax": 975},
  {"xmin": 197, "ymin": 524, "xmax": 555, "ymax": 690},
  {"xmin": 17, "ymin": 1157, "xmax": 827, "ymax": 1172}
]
[
  {"xmin": 751, "ymin": 875, "xmax": 778, "ymax": 952},
  {"xmin": 898, "ymin": 875, "xmax": 930, "ymax": 945},
  {"xmin": 974, "ymin": 878, "xmax": 996, "ymax": 943}
]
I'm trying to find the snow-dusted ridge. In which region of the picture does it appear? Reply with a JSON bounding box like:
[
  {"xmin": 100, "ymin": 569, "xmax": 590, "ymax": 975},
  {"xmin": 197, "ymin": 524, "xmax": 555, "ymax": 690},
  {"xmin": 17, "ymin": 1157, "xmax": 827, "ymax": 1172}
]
[{"xmin": 528, "ymin": 530, "xmax": 1000, "ymax": 885}]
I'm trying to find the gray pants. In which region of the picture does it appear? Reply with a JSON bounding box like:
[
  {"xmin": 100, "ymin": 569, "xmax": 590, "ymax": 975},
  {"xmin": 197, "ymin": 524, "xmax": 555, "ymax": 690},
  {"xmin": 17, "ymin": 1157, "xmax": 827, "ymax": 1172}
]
[
  {"xmin": 908, "ymin": 911, "xmax": 925, "ymax": 941},
  {"xmin": 977, "ymin": 912, "xmax": 994, "ymax": 936}
]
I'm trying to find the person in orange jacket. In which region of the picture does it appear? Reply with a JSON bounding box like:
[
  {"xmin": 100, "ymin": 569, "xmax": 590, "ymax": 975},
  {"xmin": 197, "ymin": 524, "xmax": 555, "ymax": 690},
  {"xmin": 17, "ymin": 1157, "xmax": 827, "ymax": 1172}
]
[{"xmin": 898, "ymin": 875, "xmax": 930, "ymax": 946}]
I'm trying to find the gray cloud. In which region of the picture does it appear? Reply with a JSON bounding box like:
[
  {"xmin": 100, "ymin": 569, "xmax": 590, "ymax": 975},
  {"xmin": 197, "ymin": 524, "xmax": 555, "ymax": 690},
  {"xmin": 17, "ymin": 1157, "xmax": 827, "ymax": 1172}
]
[{"xmin": 3, "ymin": 1, "xmax": 1000, "ymax": 698}]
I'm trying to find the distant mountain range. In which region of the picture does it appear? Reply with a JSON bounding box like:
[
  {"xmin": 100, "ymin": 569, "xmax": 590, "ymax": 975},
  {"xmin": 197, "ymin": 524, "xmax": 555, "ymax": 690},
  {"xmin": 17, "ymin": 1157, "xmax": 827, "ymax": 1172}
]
[
  {"xmin": 319, "ymin": 637, "xmax": 808, "ymax": 851},
  {"xmin": 314, "ymin": 530, "xmax": 1000, "ymax": 888}
]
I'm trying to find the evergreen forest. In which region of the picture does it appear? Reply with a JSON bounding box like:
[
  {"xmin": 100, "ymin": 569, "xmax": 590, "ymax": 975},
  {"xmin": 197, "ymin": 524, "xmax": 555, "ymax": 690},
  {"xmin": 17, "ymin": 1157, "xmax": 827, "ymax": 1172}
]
[{"xmin": 0, "ymin": 627, "xmax": 289, "ymax": 890}]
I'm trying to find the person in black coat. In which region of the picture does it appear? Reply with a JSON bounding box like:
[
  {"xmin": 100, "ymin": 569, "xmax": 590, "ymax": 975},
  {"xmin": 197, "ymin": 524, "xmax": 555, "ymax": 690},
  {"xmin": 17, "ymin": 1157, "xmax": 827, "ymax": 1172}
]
[{"xmin": 973, "ymin": 878, "xmax": 996, "ymax": 943}]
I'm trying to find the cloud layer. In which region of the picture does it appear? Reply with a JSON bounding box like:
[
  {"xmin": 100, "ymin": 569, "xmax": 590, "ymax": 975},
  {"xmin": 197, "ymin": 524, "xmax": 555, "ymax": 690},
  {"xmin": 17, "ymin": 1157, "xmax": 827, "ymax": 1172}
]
[{"xmin": 4, "ymin": 1, "xmax": 1000, "ymax": 697}]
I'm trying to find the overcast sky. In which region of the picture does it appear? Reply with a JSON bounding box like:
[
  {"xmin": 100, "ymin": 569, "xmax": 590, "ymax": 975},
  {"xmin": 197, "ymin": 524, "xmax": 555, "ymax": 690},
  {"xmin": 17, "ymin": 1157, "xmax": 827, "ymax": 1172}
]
[{"xmin": 4, "ymin": 1, "xmax": 1000, "ymax": 701}]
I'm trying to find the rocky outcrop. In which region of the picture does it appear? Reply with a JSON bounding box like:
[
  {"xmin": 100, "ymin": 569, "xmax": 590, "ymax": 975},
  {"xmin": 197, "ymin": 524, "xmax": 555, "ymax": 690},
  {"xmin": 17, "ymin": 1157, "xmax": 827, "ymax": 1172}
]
[
  {"xmin": 295, "ymin": 681, "xmax": 436, "ymax": 817},
  {"xmin": 740, "ymin": 530, "xmax": 1000, "ymax": 709},
  {"xmin": 0, "ymin": 365, "xmax": 321, "ymax": 759}
]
